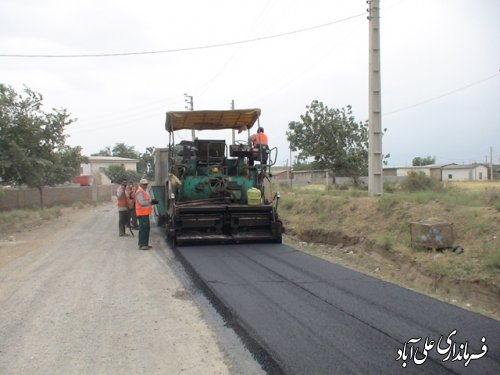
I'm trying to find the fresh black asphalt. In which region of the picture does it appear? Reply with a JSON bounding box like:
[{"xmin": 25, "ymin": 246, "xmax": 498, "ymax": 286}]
[{"xmin": 176, "ymin": 243, "xmax": 500, "ymax": 375}]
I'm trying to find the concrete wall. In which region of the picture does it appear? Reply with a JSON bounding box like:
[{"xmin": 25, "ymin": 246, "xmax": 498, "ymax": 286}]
[
  {"xmin": 0, "ymin": 185, "xmax": 115, "ymax": 210},
  {"xmin": 396, "ymin": 167, "xmax": 431, "ymax": 177},
  {"xmin": 292, "ymin": 170, "xmax": 335, "ymax": 185}
]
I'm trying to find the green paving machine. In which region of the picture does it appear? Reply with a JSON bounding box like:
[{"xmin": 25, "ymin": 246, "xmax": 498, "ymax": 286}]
[{"xmin": 152, "ymin": 108, "xmax": 283, "ymax": 245}]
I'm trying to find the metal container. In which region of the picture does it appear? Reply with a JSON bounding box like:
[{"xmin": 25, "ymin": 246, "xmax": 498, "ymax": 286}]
[{"xmin": 409, "ymin": 221, "xmax": 454, "ymax": 250}]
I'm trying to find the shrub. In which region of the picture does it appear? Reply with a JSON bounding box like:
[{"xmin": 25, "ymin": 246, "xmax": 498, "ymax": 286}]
[
  {"xmin": 486, "ymin": 248, "xmax": 500, "ymax": 269},
  {"xmin": 377, "ymin": 195, "xmax": 398, "ymax": 214},
  {"xmin": 384, "ymin": 183, "xmax": 398, "ymax": 193},
  {"xmin": 401, "ymin": 172, "xmax": 442, "ymax": 192},
  {"xmin": 484, "ymin": 188, "xmax": 500, "ymax": 206},
  {"xmin": 375, "ymin": 234, "xmax": 394, "ymax": 250},
  {"xmin": 281, "ymin": 197, "xmax": 295, "ymax": 210}
]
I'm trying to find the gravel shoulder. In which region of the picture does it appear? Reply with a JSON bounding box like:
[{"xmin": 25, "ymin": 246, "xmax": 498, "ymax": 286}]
[{"xmin": 0, "ymin": 203, "xmax": 260, "ymax": 375}]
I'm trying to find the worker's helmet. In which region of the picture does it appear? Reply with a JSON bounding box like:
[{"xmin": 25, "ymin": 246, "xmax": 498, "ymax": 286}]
[{"xmin": 139, "ymin": 178, "xmax": 149, "ymax": 185}]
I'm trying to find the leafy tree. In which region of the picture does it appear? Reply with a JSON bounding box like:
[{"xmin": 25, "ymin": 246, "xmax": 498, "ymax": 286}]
[
  {"xmin": 92, "ymin": 146, "xmax": 111, "ymax": 156},
  {"xmin": 92, "ymin": 144, "xmax": 140, "ymax": 159},
  {"xmin": 137, "ymin": 146, "xmax": 155, "ymax": 180},
  {"xmin": 104, "ymin": 164, "xmax": 139, "ymax": 184},
  {"xmin": 287, "ymin": 101, "xmax": 369, "ymax": 184},
  {"xmin": 0, "ymin": 84, "xmax": 87, "ymax": 207},
  {"xmin": 412, "ymin": 156, "xmax": 436, "ymax": 166},
  {"xmin": 95, "ymin": 143, "xmax": 154, "ymax": 181},
  {"xmin": 112, "ymin": 143, "xmax": 140, "ymax": 159},
  {"xmin": 292, "ymin": 161, "xmax": 321, "ymax": 171}
]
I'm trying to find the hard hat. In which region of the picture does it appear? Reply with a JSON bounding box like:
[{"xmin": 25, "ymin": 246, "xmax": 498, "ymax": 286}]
[{"xmin": 139, "ymin": 178, "xmax": 149, "ymax": 185}]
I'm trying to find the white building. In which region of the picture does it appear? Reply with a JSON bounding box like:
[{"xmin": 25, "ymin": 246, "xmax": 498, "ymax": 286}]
[
  {"xmin": 441, "ymin": 164, "xmax": 489, "ymax": 181},
  {"xmin": 79, "ymin": 156, "xmax": 138, "ymax": 185}
]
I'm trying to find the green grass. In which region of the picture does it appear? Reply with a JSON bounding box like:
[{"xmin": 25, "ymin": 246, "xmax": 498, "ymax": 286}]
[
  {"xmin": 0, "ymin": 206, "xmax": 64, "ymax": 233},
  {"xmin": 374, "ymin": 234, "xmax": 395, "ymax": 250},
  {"xmin": 486, "ymin": 246, "xmax": 500, "ymax": 270},
  {"xmin": 279, "ymin": 181, "xmax": 500, "ymax": 292}
]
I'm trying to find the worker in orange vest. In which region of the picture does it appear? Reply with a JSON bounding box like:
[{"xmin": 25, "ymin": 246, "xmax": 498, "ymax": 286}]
[
  {"xmin": 116, "ymin": 180, "xmax": 130, "ymax": 237},
  {"xmin": 249, "ymin": 127, "xmax": 269, "ymax": 166},
  {"xmin": 126, "ymin": 181, "xmax": 138, "ymax": 229},
  {"xmin": 135, "ymin": 178, "xmax": 158, "ymax": 250}
]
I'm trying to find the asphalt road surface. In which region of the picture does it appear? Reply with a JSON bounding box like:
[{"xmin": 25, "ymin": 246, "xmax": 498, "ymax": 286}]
[{"xmin": 176, "ymin": 243, "xmax": 500, "ymax": 375}]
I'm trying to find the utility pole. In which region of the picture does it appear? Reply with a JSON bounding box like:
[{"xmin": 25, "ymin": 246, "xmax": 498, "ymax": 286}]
[
  {"xmin": 490, "ymin": 146, "xmax": 493, "ymax": 181},
  {"xmin": 230, "ymin": 99, "xmax": 235, "ymax": 145},
  {"xmin": 367, "ymin": 0, "xmax": 383, "ymax": 196},
  {"xmin": 184, "ymin": 93, "xmax": 195, "ymax": 140}
]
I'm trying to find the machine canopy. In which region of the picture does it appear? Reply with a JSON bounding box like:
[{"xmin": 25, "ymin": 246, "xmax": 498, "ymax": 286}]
[{"xmin": 165, "ymin": 108, "xmax": 261, "ymax": 133}]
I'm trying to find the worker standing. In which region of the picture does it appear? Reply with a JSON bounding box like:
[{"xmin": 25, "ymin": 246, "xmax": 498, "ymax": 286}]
[
  {"xmin": 116, "ymin": 180, "xmax": 130, "ymax": 237},
  {"xmin": 135, "ymin": 178, "xmax": 156, "ymax": 250}
]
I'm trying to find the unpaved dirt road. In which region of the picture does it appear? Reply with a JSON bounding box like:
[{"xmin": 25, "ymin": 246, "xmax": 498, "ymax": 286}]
[{"xmin": 0, "ymin": 203, "xmax": 262, "ymax": 375}]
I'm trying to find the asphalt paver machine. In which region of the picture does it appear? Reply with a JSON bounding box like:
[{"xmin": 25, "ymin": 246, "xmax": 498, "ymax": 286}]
[{"xmin": 152, "ymin": 108, "xmax": 283, "ymax": 245}]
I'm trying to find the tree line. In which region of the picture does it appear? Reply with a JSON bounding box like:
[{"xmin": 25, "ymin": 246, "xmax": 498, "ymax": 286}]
[
  {"xmin": 3, "ymin": 84, "xmax": 434, "ymax": 206},
  {"xmin": 91, "ymin": 143, "xmax": 155, "ymax": 183},
  {"xmin": 0, "ymin": 84, "xmax": 153, "ymax": 207}
]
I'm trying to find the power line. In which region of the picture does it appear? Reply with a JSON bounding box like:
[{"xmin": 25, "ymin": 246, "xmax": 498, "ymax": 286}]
[
  {"xmin": 383, "ymin": 72, "xmax": 500, "ymax": 116},
  {"xmin": 0, "ymin": 13, "xmax": 365, "ymax": 58}
]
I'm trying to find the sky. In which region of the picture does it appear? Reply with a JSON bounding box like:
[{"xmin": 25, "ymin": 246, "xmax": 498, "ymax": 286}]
[{"xmin": 1, "ymin": 0, "xmax": 499, "ymax": 167}]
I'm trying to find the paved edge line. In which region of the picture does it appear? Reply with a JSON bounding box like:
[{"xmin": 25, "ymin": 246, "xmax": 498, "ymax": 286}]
[{"xmin": 171, "ymin": 244, "xmax": 286, "ymax": 375}]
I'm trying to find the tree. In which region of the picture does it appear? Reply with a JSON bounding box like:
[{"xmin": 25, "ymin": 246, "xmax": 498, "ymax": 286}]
[
  {"xmin": 92, "ymin": 146, "xmax": 111, "ymax": 156},
  {"xmin": 95, "ymin": 143, "xmax": 154, "ymax": 181},
  {"xmin": 287, "ymin": 101, "xmax": 369, "ymax": 184},
  {"xmin": 137, "ymin": 147, "xmax": 155, "ymax": 180},
  {"xmin": 412, "ymin": 156, "xmax": 436, "ymax": 166},
  {"xmin": 92, "ymin": 144, "xmax": 140, "ymax": 159},
  {"xmin": 0, "ymin": 84, "xmax": 87, "ymax": 207},
  {"xmin": 292, "ymin": 161, "xmax": 321, "ymax": 171},
  {"xmin": 112, "ymin": 143, "xmax": 140, "ymax": 159},
  {"xmin": 104, "ymin": 165, "xmax": 139, "ymax": 184}
]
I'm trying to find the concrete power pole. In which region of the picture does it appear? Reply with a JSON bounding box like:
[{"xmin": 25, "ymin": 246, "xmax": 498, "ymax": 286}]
[
  {"xmin": 368, "ymin": 0, "xmax": 383, "ymax": 196},
  {"xmin": 490, "ymin": 146, "xmax": 494, "ymax": 181},
  {"xmin": 231, "ymin": 100, "xmax": 236, "ymax": 145},
  {"xmin": 184, "ymin": 93, "xmax": 195, "ymax": 140}
]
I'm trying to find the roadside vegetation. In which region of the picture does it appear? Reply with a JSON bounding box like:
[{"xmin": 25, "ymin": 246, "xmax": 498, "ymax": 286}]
[
  {"xmin": 277, "ymin": 176, "xmax": 500, "ymax": 319},
  {"xmin": 0, "ymin": 202, "xmax": 89, "ymax": 236}
]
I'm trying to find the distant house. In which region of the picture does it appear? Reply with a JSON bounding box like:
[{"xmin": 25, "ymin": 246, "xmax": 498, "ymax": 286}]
[
  {"xmin": 384, "ymin": 164, "xmax": 456, "ymax": 180},
  {"xmin": 78, "ymin": 156, "xmax": 138, "ymax": 185},
  {"xmin": 441, "ymin": 164, "xmax": 488, "ymax": 181}
]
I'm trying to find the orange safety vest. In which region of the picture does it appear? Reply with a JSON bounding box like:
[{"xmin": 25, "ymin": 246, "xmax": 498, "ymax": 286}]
[
  {"xmin": 126, "ymin": 186, "xmax": 135, "ymax": 209},
  {"xmin": 117, "ymin": 186, "xmax": 128, "ymax": 209},
  {"xmin": 135, "ymin": 187, "xmax": 153, "ymax": 216},
  {"xmin": 253, "ymin": 132, "xmax": 268, "ymax": 146}
]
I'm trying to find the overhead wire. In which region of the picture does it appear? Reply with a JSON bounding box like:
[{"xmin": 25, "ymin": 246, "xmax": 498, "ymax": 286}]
[
  {"xmin": 0, "ymin": 12, "xmax": 365, "ymax": 58},
  {"xmin": 196, "ymin": 0, "xmax": 277, "ymax": 99},
  {"xmin": 383, "ymin": 72, "xmax": 500, "ymax": 116}
]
